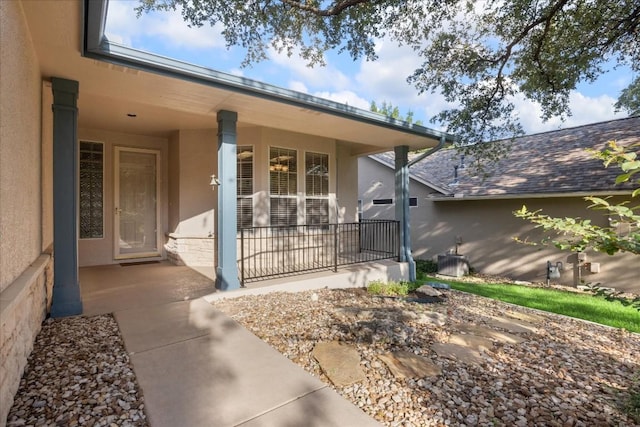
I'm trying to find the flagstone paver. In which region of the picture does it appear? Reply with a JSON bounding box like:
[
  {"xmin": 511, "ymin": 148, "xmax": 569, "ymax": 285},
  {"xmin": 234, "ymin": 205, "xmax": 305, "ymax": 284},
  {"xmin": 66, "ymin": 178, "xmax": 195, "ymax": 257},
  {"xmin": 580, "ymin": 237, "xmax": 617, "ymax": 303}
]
[
  {"xmin": 312, "ymin": 341, "xmax": 366, "ymax": 387},
  {"xmin": 455, "ymin": 324, "xmax": 527, "ymax": 344},
  {"xmin": 485, "ymin": 315, "xmax": 538, "ymax": 333},
  {"xmin": 431, "ymin": 343, "xmax": 486, "ymax": 366},
  {"xmin": 378, "ymin": 351, "xmax": 442, "ymax": 379},
  {"xmin": 447, "ymin": 333, "xmax": 494, "ymax": 351}
]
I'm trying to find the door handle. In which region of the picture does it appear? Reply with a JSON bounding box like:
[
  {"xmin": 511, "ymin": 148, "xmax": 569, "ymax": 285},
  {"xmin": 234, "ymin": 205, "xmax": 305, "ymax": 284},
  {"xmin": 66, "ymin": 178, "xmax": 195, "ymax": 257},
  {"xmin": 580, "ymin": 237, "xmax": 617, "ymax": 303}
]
[{"xmin": 115, "ymin": 207, "xmax": 122, "ymax": 215}]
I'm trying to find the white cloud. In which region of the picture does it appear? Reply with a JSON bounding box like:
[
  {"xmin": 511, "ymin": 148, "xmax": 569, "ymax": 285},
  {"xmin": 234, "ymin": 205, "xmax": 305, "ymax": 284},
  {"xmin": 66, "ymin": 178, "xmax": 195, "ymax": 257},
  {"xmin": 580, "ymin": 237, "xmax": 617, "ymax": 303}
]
[
  {"xmin": 288, "ymin": 81, "xmax": 309, "ymax": 93},
  {"xmin": 105, "ymin": 0, "xmax": 225, "ymax": 50},
  {"xmin": 267, "ymin": 46, "xmax": 352, "ymax": 91},
  {"xmin": 515, "ymin": 92, "xmax": 625, "ymax": 134},
  {"xmin": 310, "ymin": 90, "xmax": 370, "ymax": 109}
]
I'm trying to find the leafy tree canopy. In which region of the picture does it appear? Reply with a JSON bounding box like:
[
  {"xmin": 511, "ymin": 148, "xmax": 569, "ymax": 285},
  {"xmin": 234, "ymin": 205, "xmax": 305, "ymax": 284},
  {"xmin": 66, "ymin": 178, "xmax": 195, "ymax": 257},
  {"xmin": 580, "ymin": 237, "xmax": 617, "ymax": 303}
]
[
  {"xmin": 136, "ymin": 0, "xmax": 640, "ymax": 151},
  {"xmin": 370, "ymin": 101, "xmax": 423, "ymax": 126}
]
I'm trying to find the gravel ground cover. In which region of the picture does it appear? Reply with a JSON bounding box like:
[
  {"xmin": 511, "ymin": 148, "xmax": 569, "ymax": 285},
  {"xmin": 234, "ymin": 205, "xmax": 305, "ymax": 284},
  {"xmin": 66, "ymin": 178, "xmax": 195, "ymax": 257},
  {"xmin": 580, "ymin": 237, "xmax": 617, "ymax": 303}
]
[
  {"xmin": 213, "ymin": 288, "xmax": 640, "ymax": 427},
  {"xmin": 6, "ymin": 315, "xmax": 148, "ymax": 427},
  {"xmin": 6, "ymin": 287, "xmax": 639, "ymax": 427}
]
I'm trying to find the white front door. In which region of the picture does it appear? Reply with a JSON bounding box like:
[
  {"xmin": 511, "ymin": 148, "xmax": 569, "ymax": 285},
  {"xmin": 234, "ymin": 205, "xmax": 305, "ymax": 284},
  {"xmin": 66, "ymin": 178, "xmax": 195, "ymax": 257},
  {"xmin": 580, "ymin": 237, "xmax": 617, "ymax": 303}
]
[{"xmin": 114, "ymin": 147, "xmax": 161, "ymax": 259}]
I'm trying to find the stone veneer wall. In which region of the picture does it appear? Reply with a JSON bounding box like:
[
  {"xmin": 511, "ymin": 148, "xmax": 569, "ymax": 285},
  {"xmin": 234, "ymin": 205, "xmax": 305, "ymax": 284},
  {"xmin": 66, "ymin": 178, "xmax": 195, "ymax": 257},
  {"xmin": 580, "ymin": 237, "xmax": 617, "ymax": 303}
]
[
  {"xmin": 0, "ymin": 254, "xmax": 54, "ymax": 422},
  {"xmin": 165, "ymin": 234, "xmax": 215, "ymax": 267}
]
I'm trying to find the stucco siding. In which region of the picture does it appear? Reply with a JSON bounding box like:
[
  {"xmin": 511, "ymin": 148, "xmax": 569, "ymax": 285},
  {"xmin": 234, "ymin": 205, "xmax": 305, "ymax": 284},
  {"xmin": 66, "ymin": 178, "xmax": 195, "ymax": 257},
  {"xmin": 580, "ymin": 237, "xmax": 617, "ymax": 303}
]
[
  {"xmin": 358, "ymin": 155, "xmax": 434, "ymax": 259},
  {"xmin": 0, "ymin": 1, "xmax": 50, "ymax": 422},
  {"xmin": 0, "ymin": 0, "xmax": 43, "ymax": 293},
  {"xmin": 77, "ymin": 128, "xmax": 169, "ymax": 266},
  {"xmin": 336, "ymin": 141, "xmax": 358, "ymax": 223},
  {"xmin": 359, "ymin": 157, "xmax": 640, "ymax": 294},
  {"xmin": 425, "ymin": 197, "xmax": 640, "ymax": 293}
]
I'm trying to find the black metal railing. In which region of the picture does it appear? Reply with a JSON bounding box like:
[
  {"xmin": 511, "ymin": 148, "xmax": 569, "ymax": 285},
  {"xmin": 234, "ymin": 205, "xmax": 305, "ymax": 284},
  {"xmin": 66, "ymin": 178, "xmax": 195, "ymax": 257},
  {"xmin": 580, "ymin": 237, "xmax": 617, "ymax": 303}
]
[{"xmin": 238, "ymin": 220, "xmax": 399, "ymax": 284}]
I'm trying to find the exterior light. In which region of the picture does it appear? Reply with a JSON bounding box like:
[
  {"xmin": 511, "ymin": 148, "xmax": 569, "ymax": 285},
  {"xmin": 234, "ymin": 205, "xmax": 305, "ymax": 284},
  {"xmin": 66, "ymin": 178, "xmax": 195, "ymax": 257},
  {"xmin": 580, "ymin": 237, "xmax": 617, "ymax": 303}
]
[{"xmin": 210, "ymin": 174, "xmax": 221, "ymax": 188}]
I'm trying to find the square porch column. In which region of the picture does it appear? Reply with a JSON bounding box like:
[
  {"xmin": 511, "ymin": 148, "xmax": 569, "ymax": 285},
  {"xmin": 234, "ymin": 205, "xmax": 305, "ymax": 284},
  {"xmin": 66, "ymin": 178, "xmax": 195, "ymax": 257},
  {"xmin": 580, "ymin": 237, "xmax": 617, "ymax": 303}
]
[
  {"xmin": 394, "ymin": 145, "xmax": 410, "ymax": 263},
  {"xmin": 50, "ymin": 78, "xmax": 83, "ymax": 316},
  {"xmin": 215, "ymin": 110, "xmax": 241, "ymax": 290},
  {"xmin": 394, "ymin": 145, "xmax": 416, "ymax": 280}
]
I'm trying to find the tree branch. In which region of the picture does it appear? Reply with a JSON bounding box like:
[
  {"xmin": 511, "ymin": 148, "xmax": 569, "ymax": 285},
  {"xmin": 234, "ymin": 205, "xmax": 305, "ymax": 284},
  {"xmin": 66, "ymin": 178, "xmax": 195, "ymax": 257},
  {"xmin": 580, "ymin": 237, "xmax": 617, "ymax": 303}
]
[{"xmin": 279, "ymin": 0, "xmax": 373, "ymax": 16}]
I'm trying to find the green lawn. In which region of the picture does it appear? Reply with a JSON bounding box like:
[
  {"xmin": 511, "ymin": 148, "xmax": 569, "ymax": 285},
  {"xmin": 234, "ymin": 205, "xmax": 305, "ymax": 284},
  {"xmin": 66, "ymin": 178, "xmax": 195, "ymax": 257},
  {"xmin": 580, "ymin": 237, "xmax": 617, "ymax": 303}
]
[{"xmin": 423, "ymin": 277, "xmax": 640, "ymax": 333}]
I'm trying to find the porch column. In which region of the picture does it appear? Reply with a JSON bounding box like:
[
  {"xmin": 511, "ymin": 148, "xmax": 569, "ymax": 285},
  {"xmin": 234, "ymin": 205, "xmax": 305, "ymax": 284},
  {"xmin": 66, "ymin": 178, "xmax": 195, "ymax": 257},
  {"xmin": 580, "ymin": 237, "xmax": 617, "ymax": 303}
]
[
  {"xmin": 50, "ymin": 78, "xmax": 83, "ymax": 317},
  {"xmin": 394, "ymin": 145, "xmax": 416, "ymax": 280},
  {"xmin": 215, "ymin": 110, "xmax": 241, "ymax": 290}
]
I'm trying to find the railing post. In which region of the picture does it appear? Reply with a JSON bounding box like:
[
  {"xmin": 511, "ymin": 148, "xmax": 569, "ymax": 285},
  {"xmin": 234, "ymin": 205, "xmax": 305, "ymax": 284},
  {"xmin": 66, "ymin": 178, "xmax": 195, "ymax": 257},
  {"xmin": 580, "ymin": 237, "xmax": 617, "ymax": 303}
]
[
  {"xmin": 240, "ymin": 229, "xmax": 245, "ymax": 287},
  {"xmin": 333, "ymin": 224, "xmax": 338, "ymax": 272},
  {"xmin": 396, "ymin": 220, "xmax": 401, "ymax": 261}
]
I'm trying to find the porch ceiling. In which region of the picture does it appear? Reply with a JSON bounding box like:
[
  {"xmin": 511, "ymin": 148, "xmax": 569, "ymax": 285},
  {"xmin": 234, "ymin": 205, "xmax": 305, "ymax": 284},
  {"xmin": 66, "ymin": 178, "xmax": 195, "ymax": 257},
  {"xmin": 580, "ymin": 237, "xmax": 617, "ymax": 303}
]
[{"xmin": 22, "ymin": 0, "xmax": 448, "ymax": 155}]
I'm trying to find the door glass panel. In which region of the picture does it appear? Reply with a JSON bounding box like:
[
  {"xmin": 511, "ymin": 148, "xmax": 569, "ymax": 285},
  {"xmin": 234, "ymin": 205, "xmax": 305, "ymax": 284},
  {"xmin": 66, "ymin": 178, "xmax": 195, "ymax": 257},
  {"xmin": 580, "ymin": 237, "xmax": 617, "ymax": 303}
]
[{"xmin": 118, "ymin": 150, "xmax": 158, "ymax": 255}]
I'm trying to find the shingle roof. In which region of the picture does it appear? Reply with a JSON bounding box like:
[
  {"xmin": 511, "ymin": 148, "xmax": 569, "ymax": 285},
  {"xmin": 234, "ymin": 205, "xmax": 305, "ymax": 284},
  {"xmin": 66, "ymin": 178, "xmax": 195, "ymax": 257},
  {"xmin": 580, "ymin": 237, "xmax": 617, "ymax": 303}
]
[{"xmin": 371, "ymin": 116, "xmax": 640, "ymax": 198}]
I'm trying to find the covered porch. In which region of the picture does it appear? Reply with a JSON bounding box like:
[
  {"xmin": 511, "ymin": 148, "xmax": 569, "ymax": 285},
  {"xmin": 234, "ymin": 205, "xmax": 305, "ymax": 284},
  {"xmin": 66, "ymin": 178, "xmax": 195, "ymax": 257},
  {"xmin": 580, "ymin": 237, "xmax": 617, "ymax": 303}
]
[
  {"xmin": 80, "ymin": 259, "xmax": 409, "ymax": 317},
  {"xmin": 21, "ymin": 0, "xmax": 454, "ymax": 317}
]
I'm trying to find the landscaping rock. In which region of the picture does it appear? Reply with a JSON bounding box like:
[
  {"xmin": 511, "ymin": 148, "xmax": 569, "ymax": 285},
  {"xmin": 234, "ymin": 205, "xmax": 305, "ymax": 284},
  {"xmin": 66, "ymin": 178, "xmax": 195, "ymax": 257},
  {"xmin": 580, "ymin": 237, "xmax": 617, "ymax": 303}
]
[{"xmin": 414, "ymin": 285, "xmax": 443, "ymax": 298}]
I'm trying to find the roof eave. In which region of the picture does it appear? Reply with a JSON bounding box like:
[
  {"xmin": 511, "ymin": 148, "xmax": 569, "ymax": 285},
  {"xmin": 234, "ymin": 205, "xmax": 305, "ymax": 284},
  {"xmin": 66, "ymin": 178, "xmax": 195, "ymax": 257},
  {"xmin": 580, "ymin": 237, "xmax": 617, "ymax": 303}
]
[
  {"xmin": 429, "ymin": 190, "xmax": 634, "ymax": 202},
  {"xmin": 83, "ymin": 0, "xmax": 456, "ymax": 144}
]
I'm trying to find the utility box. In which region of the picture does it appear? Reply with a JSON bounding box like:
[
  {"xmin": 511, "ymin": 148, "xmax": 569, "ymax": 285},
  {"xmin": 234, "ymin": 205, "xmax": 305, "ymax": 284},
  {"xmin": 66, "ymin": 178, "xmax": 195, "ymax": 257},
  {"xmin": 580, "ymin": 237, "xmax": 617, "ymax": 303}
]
[{"xmin": 437, "ymin": 254, "xmax": 469, "ymax": 277}]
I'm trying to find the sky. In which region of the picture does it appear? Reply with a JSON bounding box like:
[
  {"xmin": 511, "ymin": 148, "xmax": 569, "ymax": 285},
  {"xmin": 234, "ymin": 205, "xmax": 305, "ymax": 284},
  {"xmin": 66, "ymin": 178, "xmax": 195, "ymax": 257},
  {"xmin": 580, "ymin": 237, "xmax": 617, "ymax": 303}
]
[{"xmin": 105, "ymin": 0, "xmax": 634, "ymax": 136}]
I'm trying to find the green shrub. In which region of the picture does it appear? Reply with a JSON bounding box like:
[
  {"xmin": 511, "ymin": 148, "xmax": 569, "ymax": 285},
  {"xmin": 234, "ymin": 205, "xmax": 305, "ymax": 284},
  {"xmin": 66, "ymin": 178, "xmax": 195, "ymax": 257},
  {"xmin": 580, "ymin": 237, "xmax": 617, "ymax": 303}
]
[
  {"xmin": 415, "ymin": 259, "xmax": 438, "ymax": 274},
  {"xmin": 367, "ymin": 280, "xmax": 415, "ymax": 296}
]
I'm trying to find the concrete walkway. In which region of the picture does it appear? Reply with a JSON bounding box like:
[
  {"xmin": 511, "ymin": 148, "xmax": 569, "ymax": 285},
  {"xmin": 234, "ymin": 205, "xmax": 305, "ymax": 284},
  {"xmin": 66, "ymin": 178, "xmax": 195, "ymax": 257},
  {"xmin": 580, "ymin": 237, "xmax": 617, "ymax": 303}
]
[{"xmin": 80, "ymin": 262, "xmax": 381, "ymax": 427}]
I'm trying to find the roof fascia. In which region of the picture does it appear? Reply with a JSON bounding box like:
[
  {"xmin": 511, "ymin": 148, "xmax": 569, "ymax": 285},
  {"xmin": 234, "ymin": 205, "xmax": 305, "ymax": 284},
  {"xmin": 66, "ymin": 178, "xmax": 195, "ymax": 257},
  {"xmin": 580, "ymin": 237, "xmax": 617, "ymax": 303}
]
[
  {"xmin": 429, "ymin": 190, "xmax": 633, "ymax": 202},
  {"xmin": 82, "ymin": 0, "xmax": 456, "ymax": 144}
]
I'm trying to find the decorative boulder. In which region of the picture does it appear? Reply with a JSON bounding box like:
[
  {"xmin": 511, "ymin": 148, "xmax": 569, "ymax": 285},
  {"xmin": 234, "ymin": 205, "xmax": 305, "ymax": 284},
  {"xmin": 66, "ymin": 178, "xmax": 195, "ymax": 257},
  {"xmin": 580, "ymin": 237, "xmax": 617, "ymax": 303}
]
[{"xmin": 414, "ymin": 285, "xmax": 444, "ymax": 298}]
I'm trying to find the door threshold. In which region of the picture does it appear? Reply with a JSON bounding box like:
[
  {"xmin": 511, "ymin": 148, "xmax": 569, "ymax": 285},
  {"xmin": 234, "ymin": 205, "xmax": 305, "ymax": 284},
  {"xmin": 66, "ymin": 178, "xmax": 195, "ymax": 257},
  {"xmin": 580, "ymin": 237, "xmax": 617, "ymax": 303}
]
[{"xmin": 119, "ymin": 260, "xmax": 161, "ymax": 267}]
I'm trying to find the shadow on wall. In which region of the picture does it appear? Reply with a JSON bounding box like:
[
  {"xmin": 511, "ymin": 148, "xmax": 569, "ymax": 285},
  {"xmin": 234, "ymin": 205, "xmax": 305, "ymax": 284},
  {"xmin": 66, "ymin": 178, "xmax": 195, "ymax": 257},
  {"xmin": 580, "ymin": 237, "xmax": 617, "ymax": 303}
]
[{"xmin": 413, "ymin": 198, "xmax": 640, "ymax": 294}]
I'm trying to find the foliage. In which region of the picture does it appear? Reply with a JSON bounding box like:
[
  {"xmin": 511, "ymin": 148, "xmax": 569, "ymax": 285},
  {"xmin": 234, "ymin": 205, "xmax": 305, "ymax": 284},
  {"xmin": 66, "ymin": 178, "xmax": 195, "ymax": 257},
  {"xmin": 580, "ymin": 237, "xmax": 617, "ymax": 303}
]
[
  {"xmin": 584, "ymin": 283, "xmax": 640, "ymax": 311},
  {"xmin": 430, "ymin": 277, "xmax": 640, "ymax": 332},
  {"xmin": 370, "ymin": 101, "xmax": 423, "ymax": 126},
  {"xmin": 366, "ymin": 280, "xmax": 420, "ymax": 296},
  {"xmin": 136, "ymin": 0, "xmax": 640, "ymax": 159},
  {"xmin": 514, "ymin": 141, "xmax": 640, "ymax": 255},
  {"xmin": 415, "ymin": 259, "xmax": 438, "ymax": 275},
  {"xmin": 615, "ymin": 76, "xmax": 640, "ymax": 117}
]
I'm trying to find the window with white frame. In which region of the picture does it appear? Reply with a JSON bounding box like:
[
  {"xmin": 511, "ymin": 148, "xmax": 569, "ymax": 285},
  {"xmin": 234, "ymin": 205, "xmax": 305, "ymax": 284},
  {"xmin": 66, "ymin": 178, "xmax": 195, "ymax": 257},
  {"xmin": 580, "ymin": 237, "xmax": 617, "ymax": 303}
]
[
  {"xmin": 79, "ymin": 141, "xmax": 104, "ymax": 239},
  {"xmin": 305, "ymin": 152, "xmax": 329, "ymax": 225},
  {"xmin": 269, "ymin": 147, "xmax": 297, "ymax": 226},
  {"xmin": 237, "ymin": 145, "xmax": 254, "ymax": 230}
]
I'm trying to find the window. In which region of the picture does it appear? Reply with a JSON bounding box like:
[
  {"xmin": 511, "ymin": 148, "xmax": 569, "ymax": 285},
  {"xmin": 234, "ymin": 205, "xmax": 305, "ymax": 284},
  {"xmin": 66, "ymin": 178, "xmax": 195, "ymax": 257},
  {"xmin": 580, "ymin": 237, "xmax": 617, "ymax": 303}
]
[
  {"xmin": 79, "ymin": 141, "xmax": 104, "ymax": 239},
  {"xmin": 270, "ymin": 147, "xmax": 297, "ymax": 226},
  {"xmin": 373, "ymin": 198, "xmax": 393, "ymax": 205},
  {"xmin": 270, "ymin": 198, "xmax": 298, "ymax": 227},
  {"xmin": 237, "ymin": 146, "xmax": 253, "ymax": 229},
  {"xmin": 305, "ymin": 152, "xmax": 329, "ymax": 225},
  {"xmin": 372, "ymin": 197, "xmax": 417, "ymax": 206}
]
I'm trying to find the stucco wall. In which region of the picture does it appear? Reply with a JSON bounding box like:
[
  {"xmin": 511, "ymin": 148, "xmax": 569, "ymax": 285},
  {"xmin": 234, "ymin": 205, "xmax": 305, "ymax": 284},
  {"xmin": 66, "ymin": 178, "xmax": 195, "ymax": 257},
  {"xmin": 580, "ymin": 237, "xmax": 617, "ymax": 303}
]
[
  {"xmin": 336, "ymin": 141, "xmax": 359, "ymax": 223},
  {"xmin": 172, "ymin": 129, "xmax": 217, "ymax": 236},
  {"xmin": 359, "ymin": 157, "xmax": 640, "ymax": 294},
  {"xmin": 0, "ymin": 1, "xmax": 51, "ymax": 422},
  {"xmin": 77, "ymin": 128, "xmax": 169, "ymax": 266},
  {"xmin": 0, "ymin": 0, "xmax": 43, "ymax": 293},
  {"xmin": 359, "ymin": 156, "xmax": 433, "ymax": 258}
]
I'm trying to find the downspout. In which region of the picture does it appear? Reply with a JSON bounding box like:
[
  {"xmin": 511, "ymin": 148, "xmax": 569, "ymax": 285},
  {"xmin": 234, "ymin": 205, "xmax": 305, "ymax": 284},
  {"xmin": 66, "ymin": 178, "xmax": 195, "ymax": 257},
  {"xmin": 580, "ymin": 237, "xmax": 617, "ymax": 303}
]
[{"xmin": 402, "ymin": 135, "xmax": 448, "ymax": 281}]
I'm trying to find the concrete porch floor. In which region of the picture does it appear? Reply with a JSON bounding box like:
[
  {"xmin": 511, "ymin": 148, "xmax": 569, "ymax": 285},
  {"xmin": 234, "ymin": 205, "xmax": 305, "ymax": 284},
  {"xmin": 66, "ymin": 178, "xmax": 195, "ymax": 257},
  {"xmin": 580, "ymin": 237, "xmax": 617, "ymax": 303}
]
[{"xmin": 79, "ymin": 261, "xmax": 384, "ymax": 426}]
